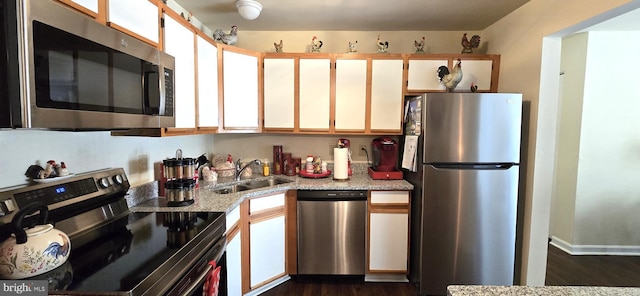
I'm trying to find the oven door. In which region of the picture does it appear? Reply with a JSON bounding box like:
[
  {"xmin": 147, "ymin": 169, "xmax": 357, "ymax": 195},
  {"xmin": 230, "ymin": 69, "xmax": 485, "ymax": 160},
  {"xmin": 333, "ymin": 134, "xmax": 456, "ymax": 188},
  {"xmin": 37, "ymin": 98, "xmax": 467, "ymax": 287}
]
[{"xmin": 167, "ymin": 234, "xmax": 227, "ymax": 296}]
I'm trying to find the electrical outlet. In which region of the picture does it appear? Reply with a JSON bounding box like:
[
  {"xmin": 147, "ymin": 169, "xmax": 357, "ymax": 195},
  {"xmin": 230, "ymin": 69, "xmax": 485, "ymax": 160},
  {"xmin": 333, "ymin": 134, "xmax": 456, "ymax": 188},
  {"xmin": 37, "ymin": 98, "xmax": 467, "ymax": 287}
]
[
  {"xmin": 329, "ymin": 145, "xmax": 335, "ymax": 156},
  {"xmin": 137, "ymin": 154, "xmax": 148, "ymax": 172},
  {"xmin": 359, "ymin": 145, "xmax": 368, "ymax": 156}
]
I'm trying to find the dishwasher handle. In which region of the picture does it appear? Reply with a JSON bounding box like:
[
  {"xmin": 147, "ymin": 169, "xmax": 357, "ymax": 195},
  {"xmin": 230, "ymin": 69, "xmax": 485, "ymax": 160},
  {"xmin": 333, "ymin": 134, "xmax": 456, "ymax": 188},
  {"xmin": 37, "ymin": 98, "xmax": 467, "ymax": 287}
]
[{"xmin": 297, "ymin": 190, "xmax": 367, "ymax": 201}]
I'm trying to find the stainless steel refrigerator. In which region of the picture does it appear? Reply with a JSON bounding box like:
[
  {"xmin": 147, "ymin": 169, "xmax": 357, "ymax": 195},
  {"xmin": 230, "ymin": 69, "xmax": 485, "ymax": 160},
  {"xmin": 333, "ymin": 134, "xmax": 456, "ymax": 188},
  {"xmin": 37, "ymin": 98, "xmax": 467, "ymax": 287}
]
[{"xmin": 402, "ymin": 93, "xmax": 522, "ymax": 296}]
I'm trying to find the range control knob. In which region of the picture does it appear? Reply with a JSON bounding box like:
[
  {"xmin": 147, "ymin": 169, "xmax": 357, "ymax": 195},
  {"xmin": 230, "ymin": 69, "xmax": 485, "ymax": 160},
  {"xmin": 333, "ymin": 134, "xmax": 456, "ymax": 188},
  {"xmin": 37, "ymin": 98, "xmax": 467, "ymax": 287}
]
[
  {"xmin": 112, "ymin": 174, "xmax": 124, "ymax": 185},
  {"xmin": 98, "ymin": 177, "xmax": 110, "ymax": 188}
]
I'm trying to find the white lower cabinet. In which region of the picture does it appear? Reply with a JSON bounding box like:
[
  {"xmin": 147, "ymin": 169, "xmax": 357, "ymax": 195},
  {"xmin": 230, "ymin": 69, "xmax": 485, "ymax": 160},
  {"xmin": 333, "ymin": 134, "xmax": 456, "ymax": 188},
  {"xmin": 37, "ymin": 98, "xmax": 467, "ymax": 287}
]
[
  {"xmin": 249, "ymin": 215, "xmax": 286, "ymax": 287},
  {"xmin": 369, "ymin": 212, "xmax": 409, "ymax": 271},
  {"xmin": 367, "ymin": 190, "xmax": 410, "ymax": 278},
  {"xmin": 226, "ymin": 230, "xmax": 242, "ymax": 296}
]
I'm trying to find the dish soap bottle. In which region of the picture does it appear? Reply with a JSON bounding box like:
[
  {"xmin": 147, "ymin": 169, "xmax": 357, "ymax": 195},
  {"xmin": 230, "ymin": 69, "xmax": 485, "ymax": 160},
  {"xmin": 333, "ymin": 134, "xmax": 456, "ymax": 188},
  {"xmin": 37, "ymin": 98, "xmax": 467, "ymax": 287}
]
[{"xmin": 263, "ymin": 160, "xmax": 270, "ymax": 176}]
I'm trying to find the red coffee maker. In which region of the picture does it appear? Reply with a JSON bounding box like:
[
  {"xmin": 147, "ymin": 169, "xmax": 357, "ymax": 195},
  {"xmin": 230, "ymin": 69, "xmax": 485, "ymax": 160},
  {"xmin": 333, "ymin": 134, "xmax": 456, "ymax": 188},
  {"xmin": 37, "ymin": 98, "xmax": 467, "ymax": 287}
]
[{"xmin": 368, "ymin": 137, "xmax": 403, "ymax": 180}]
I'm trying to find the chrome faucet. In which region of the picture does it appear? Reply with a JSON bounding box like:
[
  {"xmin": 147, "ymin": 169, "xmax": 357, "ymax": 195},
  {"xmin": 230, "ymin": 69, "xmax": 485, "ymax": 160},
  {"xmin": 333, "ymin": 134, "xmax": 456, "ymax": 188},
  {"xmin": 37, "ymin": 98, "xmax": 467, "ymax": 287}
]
[{"xmin": 235, "ymin": 158, "xmax": 262, "ymax": 181}]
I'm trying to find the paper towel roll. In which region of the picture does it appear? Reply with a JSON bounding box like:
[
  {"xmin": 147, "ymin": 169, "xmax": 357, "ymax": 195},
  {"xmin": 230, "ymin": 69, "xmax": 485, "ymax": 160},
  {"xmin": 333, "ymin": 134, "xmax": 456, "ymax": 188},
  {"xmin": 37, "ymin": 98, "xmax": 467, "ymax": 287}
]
[{"xmin": 333, "ymin": 148, "xmax": 349, "ymax": 180}]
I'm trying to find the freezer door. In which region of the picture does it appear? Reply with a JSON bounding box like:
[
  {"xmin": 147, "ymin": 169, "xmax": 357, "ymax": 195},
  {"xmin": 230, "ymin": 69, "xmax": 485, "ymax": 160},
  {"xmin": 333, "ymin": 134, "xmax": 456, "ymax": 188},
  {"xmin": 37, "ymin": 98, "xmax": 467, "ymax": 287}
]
[
  {"xmin": 423, "ymin": 93, "xmax": 522, "ymax": 163},
  {"xmin": 420, "ymin": 164, "xmax": 518, "ymax": 295}
]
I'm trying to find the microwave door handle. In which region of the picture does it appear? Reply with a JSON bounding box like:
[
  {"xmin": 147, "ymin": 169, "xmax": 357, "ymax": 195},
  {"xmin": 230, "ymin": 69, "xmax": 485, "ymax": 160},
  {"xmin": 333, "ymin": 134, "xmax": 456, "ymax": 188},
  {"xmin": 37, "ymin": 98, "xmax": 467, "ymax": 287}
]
[
  {"xmin": 158, "ymin": 67, "xmax": 166, "ymax": 116},
  {"xmin": 143, "ymin": 69, "xmax": 163, "ymax": 116}
]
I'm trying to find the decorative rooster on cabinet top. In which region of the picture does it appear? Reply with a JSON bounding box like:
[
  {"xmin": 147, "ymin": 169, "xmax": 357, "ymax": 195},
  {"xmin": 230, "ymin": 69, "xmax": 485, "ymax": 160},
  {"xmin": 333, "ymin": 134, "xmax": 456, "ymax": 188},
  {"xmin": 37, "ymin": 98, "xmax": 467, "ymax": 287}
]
[
  {"xmin": 377, "ymin": 35, "xmax": 389, "ymax": 53},
  {"xmin": 437, "ymin": 59, "xmax": 463, "ymax": 92},
  {"xmin": 311, "ymin": 36, "xmax": 323, "ymax": 52},
  {"xmin": 274, "ymin": 40, "xmax": 283, "ymax": 52},
  {"xmin": 461, "ymin": 33, "xmax": 481, "ymax": 54},
  {"xmin": 414, "ymin": 36, "xmax": 425, "ymax": 53},
  {"xmin": 213, "ymin": 25, "xmax": 238, "ymax": 45}
]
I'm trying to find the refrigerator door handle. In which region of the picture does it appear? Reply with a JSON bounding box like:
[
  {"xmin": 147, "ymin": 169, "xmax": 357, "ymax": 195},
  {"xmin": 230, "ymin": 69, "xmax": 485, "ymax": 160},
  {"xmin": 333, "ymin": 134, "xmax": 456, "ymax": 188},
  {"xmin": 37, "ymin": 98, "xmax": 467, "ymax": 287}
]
[{"xmin": 431, "ymin": 163, "xmax": 517, "ymax": 170}]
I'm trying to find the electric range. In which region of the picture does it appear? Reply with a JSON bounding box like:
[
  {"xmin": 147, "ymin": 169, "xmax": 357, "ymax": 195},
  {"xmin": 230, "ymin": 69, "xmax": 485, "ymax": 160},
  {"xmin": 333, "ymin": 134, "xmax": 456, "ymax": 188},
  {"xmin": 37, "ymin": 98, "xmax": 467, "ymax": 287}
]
[{"xmin": 0, "ymin": 168, "xmax": 226, "ymax": 295}]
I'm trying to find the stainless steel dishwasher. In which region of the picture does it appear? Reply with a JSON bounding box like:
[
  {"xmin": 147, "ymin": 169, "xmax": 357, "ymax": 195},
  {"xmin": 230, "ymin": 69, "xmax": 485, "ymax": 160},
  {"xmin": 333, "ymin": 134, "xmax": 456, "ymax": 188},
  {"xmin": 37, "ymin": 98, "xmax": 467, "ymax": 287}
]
[{"xmin": 297, "ymin": 190, "xmax": 367, "ymax": 275}]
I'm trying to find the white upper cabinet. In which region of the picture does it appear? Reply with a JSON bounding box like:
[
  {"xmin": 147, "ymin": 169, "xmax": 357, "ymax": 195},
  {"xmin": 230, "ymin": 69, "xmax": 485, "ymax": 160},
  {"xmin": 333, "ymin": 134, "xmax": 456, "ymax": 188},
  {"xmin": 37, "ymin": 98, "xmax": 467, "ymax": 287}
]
[
  {"xmin": 299, "ymin": 58, "xmax": 331, "ymax": 131},
  {"xmin": 68, "ymin": 0, "xmax": 99, "ymax": 14},
  {"xmin": 163, "ymin": 14, "xmax": 196, "ymax": 128},
  {"xmin": 196, "ymin": 35, "xmax": 218, "ymax": 128},
  {"xmin": 335, "ymin": 59, "xmax": 367, "ymax": 131},
  {"xmin": 454, "ymin": 59, "xmax": 493, "ymax": 92},
  {"xmin": 263, "ymin": 58, "xmax": 295, "ymax": 130},
  {"xmin": 108, "ymin": 0, "xmax": 159, "ymax": 44},
  {"xmin": 370, "ymin": 59, "xmax": 404, "ymax": 131},
  {"xmin": 407, "ymin": 58, "xmax": 448, "ymax": 91},
  {"xmin": 223, "ymin": 49, "xmax": 259, "ymax": 129}
]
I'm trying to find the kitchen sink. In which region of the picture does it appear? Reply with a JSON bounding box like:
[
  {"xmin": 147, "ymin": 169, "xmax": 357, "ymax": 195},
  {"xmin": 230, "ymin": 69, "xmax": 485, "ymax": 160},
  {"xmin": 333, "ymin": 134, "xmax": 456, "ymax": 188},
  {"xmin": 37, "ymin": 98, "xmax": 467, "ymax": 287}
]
[
  {"xmin": 211, "ymin": 177, "xmax": 293, "ymax": 194},
  {"xmin": 243, "ymin": 177, "xmax": 293, "ymax": 189},
  {"xmin": 211, "ymin": 184, "xmax": 252, "ymax": 194}
]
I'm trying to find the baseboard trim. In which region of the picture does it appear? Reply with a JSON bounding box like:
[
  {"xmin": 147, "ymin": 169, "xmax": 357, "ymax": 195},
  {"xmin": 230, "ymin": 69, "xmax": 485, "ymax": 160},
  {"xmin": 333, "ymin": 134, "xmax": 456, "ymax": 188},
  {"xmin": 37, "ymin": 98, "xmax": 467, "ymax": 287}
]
[
  {"xmin": 550, "ymin": 236, "xmax": 640, "ymax": 255},
  {"xmin": 364, "ymin": 273, "xmax": 409, "ymax": 282}
]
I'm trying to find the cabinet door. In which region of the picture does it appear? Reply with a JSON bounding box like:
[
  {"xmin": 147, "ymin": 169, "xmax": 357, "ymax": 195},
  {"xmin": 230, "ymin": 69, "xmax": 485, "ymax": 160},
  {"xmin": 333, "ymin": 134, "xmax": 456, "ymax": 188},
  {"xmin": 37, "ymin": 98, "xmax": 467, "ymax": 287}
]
[
  {"xmin": 196, "ymin": 35, "xmax": 219, "ymax": 128},
  {"xmin": 226, "ymin": 230, "xmax": 242, "ymax": 296},
  {"xmin": 249, "ymin": 215, "xmax": 286, "ymax": 288},
  {"xmin": 223, "ymin": 50, "xmax": 259, "ymax": 129},
  {"xmin": 455, "ymin": 60, "xmax": 493, "ymax": 92},
  {"xmin": 263, "ymin": 58, "xmax": 295, "ymax": 129},
  {"xmin": 299, "ymin": 58, "xmax": 331, "ymax": 131},
  {"xmin": 370, "ymin": 59, "xmax": 404, "ymax": 132},
  {"xmin": 65, "ymin": 0, "xmax": 98, "ymax": 14},
  {"xmin": 407, "ymin": 59, "xmax": 448, "ymax": 91},
  {"xmin": 369, "ymin": 212, "xmax": 409, "ymax": 271},
  {"xmin": 335, "ymin": 59, "xmax": 367, "ymax": 132},
  {"xmin": 108, "ymin": 0, "xmax": 159, "ymax": 44},
  {"xmin": 164, "ymin": 14, "xmax": 196, "ymax": 128}
]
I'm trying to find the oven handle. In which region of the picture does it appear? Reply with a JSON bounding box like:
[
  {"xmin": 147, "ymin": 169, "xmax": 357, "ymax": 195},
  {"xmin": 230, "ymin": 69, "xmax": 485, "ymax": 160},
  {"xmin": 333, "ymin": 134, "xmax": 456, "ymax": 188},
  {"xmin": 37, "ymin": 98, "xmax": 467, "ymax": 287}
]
[{"xmin": 180, "ymin": 264, "xmax": 214, "ymax": 296}]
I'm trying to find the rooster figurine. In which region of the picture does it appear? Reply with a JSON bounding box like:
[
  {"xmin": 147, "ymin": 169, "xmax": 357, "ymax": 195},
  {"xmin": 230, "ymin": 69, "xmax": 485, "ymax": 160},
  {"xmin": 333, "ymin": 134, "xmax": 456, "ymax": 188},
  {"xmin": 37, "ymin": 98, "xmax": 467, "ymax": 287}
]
[
  {"xmin": 348, "ymin": 40, "xmax": 358, "ymax": 53},
  {"xmin": 414, "ymin": 36, "xmax": 425, "ymax": 53},
  {"xmin": 461, "ymin": 33, "xmax": 481, "ymax": 54},
  {"xmin": 437, "ymin": 59, "xmax": 463, "ymax": 92},
  {"xmin": 274, "ymin": 40, "xmax": 283, "ymax": 52},
  {"xmin": 213, "ymin": 25, "xmax": 238, "ymax": 45},
  {"xmin": 376, "ymin": 35, "xmax": 389, "ymax": 53},
  {"xmin": 311, "ymin": 36, "xmax": 323, "ymax": 52}
]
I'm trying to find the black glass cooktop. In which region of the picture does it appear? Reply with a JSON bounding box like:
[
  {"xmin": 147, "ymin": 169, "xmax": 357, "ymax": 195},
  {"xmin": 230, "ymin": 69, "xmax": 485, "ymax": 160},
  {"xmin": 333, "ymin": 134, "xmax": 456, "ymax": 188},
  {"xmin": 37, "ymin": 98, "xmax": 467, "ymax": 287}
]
[{"xmin": 36, "ymin": 211, "xmax": 225, "ymax": 294}]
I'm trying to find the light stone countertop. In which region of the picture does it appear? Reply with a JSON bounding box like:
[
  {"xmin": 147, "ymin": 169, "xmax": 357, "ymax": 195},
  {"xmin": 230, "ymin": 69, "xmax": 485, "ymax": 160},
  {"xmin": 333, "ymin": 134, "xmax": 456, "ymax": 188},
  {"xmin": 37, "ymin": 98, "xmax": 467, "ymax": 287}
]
[
  {"xmin": 129, "ymin": 173, "xmax": 413, "ymax": 214},
  {"xmin": 447, "ymin": 285, "xmax": 640, "ymax": 296}
]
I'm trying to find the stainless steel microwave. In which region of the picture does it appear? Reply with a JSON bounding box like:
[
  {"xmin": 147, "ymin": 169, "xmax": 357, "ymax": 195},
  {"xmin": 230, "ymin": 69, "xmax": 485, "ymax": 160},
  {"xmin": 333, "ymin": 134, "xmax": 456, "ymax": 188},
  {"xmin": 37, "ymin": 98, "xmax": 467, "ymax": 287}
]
[{"xmin": 1, "ymin": 0, "xmax": 175, "ymax": 130}]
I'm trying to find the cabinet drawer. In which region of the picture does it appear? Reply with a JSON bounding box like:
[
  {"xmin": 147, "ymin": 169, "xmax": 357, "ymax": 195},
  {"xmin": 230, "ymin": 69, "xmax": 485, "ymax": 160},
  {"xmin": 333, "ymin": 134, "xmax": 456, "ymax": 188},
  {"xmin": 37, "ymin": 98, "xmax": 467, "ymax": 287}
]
[
  {"xmin": 250, "ymin": 193, "xmax": 285, "ymax": 213},
  {"xmin": 370, "ymin": 191, "xmax": 409, "ymax": 204}
]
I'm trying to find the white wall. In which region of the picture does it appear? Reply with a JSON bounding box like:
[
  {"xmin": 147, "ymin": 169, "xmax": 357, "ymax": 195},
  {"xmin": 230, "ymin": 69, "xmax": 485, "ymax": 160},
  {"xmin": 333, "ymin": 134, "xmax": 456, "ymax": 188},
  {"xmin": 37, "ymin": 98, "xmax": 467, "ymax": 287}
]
[
  {"xmin": 0, "ymin": 130, "xmax": 212, "ymax": 188},
  {"xmin": 482, "ymin": 0, "xmax": 638, "ymax": 286},
  {"xmin": 551, "ymin": 32, "xmax": 588, "ymax": 247},
  {"xmin": 574, "ymin": 31, "xmax": 640, "ymax": 248}
]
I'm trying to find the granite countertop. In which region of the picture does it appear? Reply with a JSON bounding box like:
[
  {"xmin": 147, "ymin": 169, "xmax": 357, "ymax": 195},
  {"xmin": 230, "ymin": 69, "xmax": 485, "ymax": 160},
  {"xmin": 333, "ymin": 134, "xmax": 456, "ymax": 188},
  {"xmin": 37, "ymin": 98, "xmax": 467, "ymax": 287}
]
[
  {"xmin": 447, "ymin": 285, "xmax": 640, "ymax": 296},
  {"xmin": 129, "ymin": 173, "xmax": 413, "ymax": 214}
]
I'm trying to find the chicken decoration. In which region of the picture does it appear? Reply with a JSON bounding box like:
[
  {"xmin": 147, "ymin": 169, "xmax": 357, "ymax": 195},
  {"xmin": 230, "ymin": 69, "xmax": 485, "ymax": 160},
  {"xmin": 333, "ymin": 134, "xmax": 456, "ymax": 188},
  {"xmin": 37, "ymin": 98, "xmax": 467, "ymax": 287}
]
[
  {"xmin": 311, "ymin": 36, "xmax": 323, "ymax": 52},
  {"xmin": 437, "ymin": 59, "xmax": 463, "ymax": 92},
  {"xmin": 470, "ymin": 82, "xmax": 478, "ymax": 93},
  {"xmin": 414, "ymin": 36, "xmax": 425, "ymax": 53},
  {"xmin": 376, "ymin": 35, "xmax": 389, "ymax": 53},
  {"xmin": 348, "ymin": 41, "xmax": 358, "ymax": 53},
  {"xmin": 461, "ymin": 33, "xmax": 481, "ymax": 54},
  {"xmin": 213, "ymin": 25, "xmax": 238, "ymax": 45},
  {"xmin": 274, "ymin": 40, "xmax": 283, "ymax": 52},
  {"xmin": 43, "ymin": 234, "xmax": 71, "ymax": 259}
]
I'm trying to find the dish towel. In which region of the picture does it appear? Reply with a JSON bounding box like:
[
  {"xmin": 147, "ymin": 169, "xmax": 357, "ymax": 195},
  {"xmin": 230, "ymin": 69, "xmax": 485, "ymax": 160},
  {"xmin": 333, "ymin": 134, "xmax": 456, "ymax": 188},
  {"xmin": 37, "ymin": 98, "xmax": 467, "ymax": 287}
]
[
  {"xmin": 203, "ymin": 260, "xmax": 221, "ymax": 296},
  {"xmin": 401, "ymin": 135, "xmax": 419, "ymax": 172}
]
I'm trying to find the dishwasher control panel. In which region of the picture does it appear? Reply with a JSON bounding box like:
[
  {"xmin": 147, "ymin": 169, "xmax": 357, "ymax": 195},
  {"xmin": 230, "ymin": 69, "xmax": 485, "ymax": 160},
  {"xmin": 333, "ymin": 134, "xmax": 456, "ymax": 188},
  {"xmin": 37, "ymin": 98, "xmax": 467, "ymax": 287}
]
[{"xmin": 297, "ymin": 190, "xmax": 367, "ymax": 201}]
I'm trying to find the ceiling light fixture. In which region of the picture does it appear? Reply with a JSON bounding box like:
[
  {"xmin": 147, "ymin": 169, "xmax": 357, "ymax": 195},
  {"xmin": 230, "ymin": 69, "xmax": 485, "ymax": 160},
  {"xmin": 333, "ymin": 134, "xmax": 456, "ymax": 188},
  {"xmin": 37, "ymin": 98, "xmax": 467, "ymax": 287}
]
[{"xmin": 236, "ymin": 0, "xmax": 263, "ymax": 20}]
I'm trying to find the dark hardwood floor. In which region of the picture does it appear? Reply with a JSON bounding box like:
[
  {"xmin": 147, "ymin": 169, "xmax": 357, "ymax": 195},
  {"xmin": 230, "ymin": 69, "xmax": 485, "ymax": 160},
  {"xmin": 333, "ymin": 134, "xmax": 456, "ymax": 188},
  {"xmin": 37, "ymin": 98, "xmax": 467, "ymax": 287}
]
[
  {"xmin": 259, "ymin": 244, "xmax": 640, "ymax": 296},
  {"xmin": 545, "ymin": 244, "xmax": 640, "ymax": 287}
]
